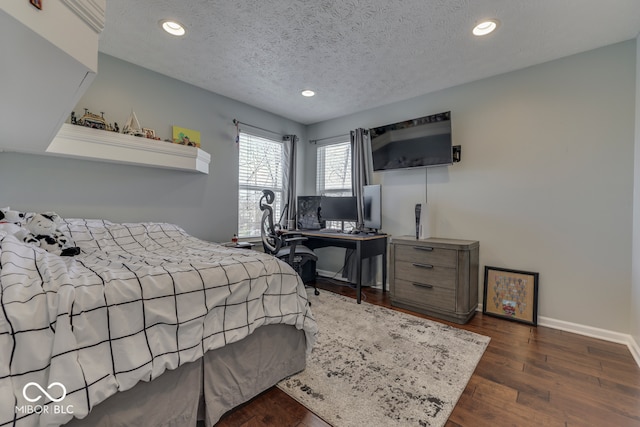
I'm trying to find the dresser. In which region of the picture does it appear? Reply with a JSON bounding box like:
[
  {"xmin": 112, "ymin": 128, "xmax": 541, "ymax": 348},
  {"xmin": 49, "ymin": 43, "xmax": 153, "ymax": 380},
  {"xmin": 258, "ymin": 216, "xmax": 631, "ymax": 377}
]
[{"xmin": 389, "ymin": 236, "xmax": 479, "ymax": 324}]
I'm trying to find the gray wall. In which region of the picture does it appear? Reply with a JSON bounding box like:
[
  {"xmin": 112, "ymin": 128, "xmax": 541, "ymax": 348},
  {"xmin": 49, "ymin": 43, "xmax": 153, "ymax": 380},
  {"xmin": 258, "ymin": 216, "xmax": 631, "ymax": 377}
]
[
  {"xmin": 307, "ymin": 41, "xmax": 636, "ymax": 335},
  {"xmin": 0, "ymin": 54, "xmax": 307, "ymax": 242},
  {"xmin": 632, "ymin": 35, "xmax": 640, "ymax": 358}
]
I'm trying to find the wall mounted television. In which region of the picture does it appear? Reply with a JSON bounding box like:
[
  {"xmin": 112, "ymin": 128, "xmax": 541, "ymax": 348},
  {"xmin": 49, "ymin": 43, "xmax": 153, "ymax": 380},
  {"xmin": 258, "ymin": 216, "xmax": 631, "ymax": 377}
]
[{"xmin": 369, "ymin": 111, "xmax": 452, "ymax": 171}]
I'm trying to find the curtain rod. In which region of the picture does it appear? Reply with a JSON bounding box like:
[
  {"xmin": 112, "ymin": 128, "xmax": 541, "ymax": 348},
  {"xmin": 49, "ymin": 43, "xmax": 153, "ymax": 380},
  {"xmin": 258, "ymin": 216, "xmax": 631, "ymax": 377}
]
[
  {"xmin": 232, "ymin": 119, "xmax": 283, "ymax": 138},
  {"xmin": 309, "ymin": 133, "xmax": 350, "ymax": 144}
]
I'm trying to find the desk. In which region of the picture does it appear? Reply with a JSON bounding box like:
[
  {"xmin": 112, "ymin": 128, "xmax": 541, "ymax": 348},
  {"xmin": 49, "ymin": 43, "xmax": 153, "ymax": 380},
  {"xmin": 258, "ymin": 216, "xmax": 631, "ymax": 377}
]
[{"xmin": 298, "ymin": 230, "xmax": 388, "ymax": 304}]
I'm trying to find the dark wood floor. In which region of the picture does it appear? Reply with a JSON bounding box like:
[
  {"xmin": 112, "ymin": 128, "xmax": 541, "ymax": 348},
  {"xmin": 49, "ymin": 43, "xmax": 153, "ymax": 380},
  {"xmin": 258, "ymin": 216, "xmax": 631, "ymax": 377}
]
[{"xmin": 215, "ymin": 280, "xmax": 640, "ymax": 427}]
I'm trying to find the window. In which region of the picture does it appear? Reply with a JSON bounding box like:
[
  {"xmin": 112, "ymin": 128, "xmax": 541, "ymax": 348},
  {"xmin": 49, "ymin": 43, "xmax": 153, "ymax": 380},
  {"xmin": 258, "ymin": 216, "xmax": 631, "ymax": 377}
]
[
  {"xmin": 316, "ymin": 141, "xmax": 352, "ymax": 196},
  {"xmin": 238, "ymin": 132, "xmax": 284, "ymax": 238},
  {"xmin": 316, "ymin": 141, "xmax": 354, "ymax": 229}
]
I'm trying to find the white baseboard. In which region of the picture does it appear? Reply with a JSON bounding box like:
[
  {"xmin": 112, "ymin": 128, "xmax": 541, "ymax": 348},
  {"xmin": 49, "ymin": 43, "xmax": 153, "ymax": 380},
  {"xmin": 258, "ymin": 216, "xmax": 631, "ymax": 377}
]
[
  {"xmin": 538, "ymin": 315, "xmax": 627, "ymax": 343},
  {"xmin": 477, "ymin": 304, "xmax": 640, "ymax": 368},
  {"xmin": 315, "ymin": 269, "xmax": 383, "ymax": 288},
  {"xmin": 629, "ymin": 336, "xmax": 640, "ymax": 367},
  {"xmin": 539, "ymin": 316, "xmax": 640, "ymax": 368},
  {"xmin": 315, "ymin": 269, "xmax": 349, "ymax": 283}
]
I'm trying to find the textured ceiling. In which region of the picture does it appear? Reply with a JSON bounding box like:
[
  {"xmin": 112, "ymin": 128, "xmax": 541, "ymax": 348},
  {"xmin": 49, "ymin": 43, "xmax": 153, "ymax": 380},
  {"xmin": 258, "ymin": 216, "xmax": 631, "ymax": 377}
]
[{"xmin": 99, "ymin": 0, "xmax": 640, "ymax": 125}]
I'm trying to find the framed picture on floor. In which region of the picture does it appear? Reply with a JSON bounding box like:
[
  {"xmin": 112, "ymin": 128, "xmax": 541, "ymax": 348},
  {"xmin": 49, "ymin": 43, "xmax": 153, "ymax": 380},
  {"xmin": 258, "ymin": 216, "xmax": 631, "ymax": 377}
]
[{"xmin": 483, "ymin": 266, "xmax": 539, "ymax": 326}]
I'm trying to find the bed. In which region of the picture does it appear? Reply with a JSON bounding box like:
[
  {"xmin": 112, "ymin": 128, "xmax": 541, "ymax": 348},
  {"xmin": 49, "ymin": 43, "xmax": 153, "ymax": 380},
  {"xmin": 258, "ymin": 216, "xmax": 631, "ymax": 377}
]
[{"xmin": 0, "ymin": 212, "xmax": 317, "ymax": 427}]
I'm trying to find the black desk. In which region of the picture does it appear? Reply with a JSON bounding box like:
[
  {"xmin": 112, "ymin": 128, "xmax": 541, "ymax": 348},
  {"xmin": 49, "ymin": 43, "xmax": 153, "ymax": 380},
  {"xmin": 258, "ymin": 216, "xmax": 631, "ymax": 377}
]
[{"xmin": 298, "ymin": 230, "xmax": 388, "ymax": 304}]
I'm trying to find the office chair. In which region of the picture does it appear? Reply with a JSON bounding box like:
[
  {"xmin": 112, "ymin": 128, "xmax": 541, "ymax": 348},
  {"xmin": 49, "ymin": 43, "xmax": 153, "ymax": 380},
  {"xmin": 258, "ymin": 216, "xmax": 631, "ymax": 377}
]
[{"xmin": 259, "ymin": 189, "xmax": 320, "ymax": 296}]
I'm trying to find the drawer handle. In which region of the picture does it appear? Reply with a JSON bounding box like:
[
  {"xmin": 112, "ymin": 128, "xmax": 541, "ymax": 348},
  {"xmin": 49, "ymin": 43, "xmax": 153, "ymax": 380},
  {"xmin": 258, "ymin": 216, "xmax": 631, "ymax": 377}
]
[
  {"xmin": 412, "ymin": 282, "xmax": 434, "ymax": 289},
  {"xmin": 412, "ymin": 263, "xmax": 434, "ymax": 269},
  {"xmin": 413, "ymin": 246, "xmax": 434, "ymax": 251}
]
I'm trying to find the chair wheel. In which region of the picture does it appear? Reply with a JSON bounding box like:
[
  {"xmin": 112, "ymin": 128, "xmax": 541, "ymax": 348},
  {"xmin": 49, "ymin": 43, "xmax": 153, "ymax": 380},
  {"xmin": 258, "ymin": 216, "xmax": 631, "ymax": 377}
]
[{"xmin": 314, "ymin": 289, "xmax": 320, "ymax": 295}]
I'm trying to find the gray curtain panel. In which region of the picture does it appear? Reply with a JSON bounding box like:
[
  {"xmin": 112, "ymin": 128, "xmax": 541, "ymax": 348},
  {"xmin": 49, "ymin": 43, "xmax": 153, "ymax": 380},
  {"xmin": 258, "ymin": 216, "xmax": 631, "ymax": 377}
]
[
  {"xmin": 283, "ymin": 135, "xmax": 298, "ymax": 229},
  {"xmin": 351, "ymin": 128, "xmax": 374, "ymax": 229},
  {"xmin": 343, "ymin": 128, "xmax": 378, "ymax": 286}
]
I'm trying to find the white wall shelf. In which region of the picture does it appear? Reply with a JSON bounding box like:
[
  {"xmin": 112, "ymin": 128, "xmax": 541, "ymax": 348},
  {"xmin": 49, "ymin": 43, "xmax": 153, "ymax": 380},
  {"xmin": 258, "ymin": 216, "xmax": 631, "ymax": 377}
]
[{"xmin": 48, "ymin": 123, "xmax": 211, "ymax": 174}]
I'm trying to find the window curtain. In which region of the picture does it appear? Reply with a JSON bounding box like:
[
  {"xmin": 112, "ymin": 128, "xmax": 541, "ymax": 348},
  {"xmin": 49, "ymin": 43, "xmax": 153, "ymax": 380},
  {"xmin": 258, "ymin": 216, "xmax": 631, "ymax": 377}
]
[
  {"xmin": 282, "ymin": 135, "xmax": 298, "ymax": 229},
  {"xmin": 351, "ymin": 128, "xmax": 374, "ymax": 228},
  {"xmin": 343, "ymin": 128, "xmax": 378, "ymax": 287}
]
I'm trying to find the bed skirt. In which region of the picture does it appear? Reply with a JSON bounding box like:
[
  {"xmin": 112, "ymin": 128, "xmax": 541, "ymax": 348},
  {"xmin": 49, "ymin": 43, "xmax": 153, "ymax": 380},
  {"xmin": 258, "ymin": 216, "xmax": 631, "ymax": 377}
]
[{"xmin": 65, "ymin": 324, "xmax": 307, "ymax": 426}]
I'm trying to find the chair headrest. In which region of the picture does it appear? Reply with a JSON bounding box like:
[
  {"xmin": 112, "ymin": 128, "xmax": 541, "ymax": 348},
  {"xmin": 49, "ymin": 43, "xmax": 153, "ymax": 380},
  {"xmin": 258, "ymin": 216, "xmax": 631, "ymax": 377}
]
[{"xmin": 259, "ymin": 189, "xmax": 275, "ymax": 211}]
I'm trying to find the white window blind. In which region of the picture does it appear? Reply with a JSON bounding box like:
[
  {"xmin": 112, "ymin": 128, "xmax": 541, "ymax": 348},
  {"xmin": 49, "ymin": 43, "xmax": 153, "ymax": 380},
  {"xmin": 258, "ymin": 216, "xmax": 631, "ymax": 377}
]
[
  {"xmin": 316, "ymin": 141, "xmax": 354, "ymax": 229},
  {"xmin": 316, "ymin": 141, "xmax": 352, "ymax": 196},
  {"xmin": 238, "ymin": 132, "xmax": 284, "ymax": 238}
]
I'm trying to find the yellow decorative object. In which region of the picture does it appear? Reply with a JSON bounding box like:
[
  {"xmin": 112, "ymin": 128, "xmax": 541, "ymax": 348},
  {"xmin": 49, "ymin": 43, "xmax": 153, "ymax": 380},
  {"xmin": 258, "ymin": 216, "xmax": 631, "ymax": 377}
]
[{"xmin": 172, "ymin": 126, "xmax": 201, "ymax": 147}]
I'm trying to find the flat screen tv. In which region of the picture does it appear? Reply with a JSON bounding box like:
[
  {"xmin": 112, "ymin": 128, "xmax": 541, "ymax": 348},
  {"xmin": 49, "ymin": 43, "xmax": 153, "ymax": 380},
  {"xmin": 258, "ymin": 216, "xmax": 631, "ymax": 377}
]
[{"xmin": 370, "ymin": 111, "xmax": 452, "ymax": 171}]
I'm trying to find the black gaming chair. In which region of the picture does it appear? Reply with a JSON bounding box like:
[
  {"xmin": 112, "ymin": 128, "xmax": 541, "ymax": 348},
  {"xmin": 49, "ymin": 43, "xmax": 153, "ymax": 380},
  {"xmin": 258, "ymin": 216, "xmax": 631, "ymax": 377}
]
[{"xmin": 259, "ymin": 189, "xmax": 319, "ymax": 295}]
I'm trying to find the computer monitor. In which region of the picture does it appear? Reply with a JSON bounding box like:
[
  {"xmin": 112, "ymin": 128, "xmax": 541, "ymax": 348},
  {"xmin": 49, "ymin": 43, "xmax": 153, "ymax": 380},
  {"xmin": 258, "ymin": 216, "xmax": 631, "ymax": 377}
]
[
  {"xmin": 297, "ymin": 196, "xmax": 322, "ymax": 230},
  {"xmin": 363, "ymin": 184, "xmax": 382, "ymax": 231},
  {"xmin": 320, "ymin": 196, "xmax": 358, "ymax": 222}
]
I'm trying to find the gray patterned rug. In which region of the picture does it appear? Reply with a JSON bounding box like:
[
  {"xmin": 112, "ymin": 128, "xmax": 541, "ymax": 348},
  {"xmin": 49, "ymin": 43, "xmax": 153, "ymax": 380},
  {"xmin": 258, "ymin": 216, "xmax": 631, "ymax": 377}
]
[{"xmin": 277, "ymin": 291, "xmax": 490, "ymax": 427}]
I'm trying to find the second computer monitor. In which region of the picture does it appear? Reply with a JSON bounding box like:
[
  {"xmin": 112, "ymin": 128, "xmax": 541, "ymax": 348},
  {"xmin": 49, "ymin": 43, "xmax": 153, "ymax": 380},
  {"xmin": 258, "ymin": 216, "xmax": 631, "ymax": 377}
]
[
  {"xmin": 363, "ymin": 184, "xmax": 382, "ymax": 231},
  {"xmin": 320, "ymin": 196, "xmax": 358, "ymax": 222}
]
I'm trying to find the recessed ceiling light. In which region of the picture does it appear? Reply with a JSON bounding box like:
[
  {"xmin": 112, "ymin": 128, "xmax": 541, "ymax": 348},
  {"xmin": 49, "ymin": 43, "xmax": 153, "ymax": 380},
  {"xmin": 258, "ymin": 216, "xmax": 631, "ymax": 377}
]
[
  {"xmin": 160, "ymin": 20, "xmax": 186, "ymax": 36},
  {"xmin": 473, "ymin": 19, "xmax": 499, "ymax": 36},
  {"xmin": 301, "ymin": 90, "xmax": 315, "ymax": 97}
]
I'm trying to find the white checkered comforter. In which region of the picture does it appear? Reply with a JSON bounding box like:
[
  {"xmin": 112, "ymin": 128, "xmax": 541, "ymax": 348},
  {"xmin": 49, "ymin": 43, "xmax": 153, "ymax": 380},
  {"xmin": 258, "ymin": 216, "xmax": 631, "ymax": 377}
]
[{"xmin": 0, "ymin": 219, "xmax": 317, "ymax": 427}]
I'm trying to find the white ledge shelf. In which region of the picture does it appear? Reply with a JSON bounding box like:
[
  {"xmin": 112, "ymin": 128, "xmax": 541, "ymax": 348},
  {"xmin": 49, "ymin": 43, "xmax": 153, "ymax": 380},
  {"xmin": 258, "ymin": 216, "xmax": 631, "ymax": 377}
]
[{"xmin": 47, "ymin": 123, "xmax": 211, "ymax": 174}]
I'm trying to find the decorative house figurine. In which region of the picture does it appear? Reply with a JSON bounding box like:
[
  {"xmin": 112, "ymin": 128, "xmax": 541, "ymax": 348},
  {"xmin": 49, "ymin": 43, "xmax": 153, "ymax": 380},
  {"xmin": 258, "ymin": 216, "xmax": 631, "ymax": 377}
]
[
  {"xmin": 122, "ymin": 110, "xmax": 145, "ymax": 137},
  {"xmin": 73, "ymin": 109, "xmax": 118, "ymax": 132}
]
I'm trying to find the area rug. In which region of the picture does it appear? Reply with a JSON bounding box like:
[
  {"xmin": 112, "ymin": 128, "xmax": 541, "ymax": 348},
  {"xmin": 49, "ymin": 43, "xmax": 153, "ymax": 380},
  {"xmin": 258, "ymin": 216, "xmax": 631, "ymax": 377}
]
[{"xmin": 277, "ymin": 291, "xmax": 490, "ymax": 427}]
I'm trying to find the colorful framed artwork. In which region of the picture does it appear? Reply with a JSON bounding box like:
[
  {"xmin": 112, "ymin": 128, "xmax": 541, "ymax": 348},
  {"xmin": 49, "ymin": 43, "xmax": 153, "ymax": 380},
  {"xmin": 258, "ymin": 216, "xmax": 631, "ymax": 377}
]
[
  {"xmin": 30, "ymin": 0, "xmax": 42, "ymax": 10},
  {"xmin": 172, "ymin": 126, "xmax": 201, "ymax": 147},
  {"xmin": 483, "ymin": 266, "xmax": 539, "ymax": 326},
  {"xmin": 142, "ymin": 128, "xmax": 156, "ymax": 139}
]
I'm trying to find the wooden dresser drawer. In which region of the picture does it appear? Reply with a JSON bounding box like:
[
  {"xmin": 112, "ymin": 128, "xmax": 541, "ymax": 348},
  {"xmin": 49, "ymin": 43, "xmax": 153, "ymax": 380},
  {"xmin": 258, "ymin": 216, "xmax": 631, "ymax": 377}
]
[
  {"xmin": 393, "ymin": 279, "xmax": 455, "ymax": 311},
  {"xmin": 394, "ymin": 260, "xmax": 456, "ymax": 289},
  {"xmin": 394, "ymin": 244, "xmax": 456, "ymax": 267}
]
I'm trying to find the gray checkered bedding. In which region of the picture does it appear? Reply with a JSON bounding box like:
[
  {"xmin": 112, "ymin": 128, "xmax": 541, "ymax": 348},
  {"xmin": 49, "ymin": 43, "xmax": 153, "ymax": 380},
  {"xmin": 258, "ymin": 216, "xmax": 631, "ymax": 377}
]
[{"xmin": 0, "ymin": 218, "xmax": 317, "ymax": 427}]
